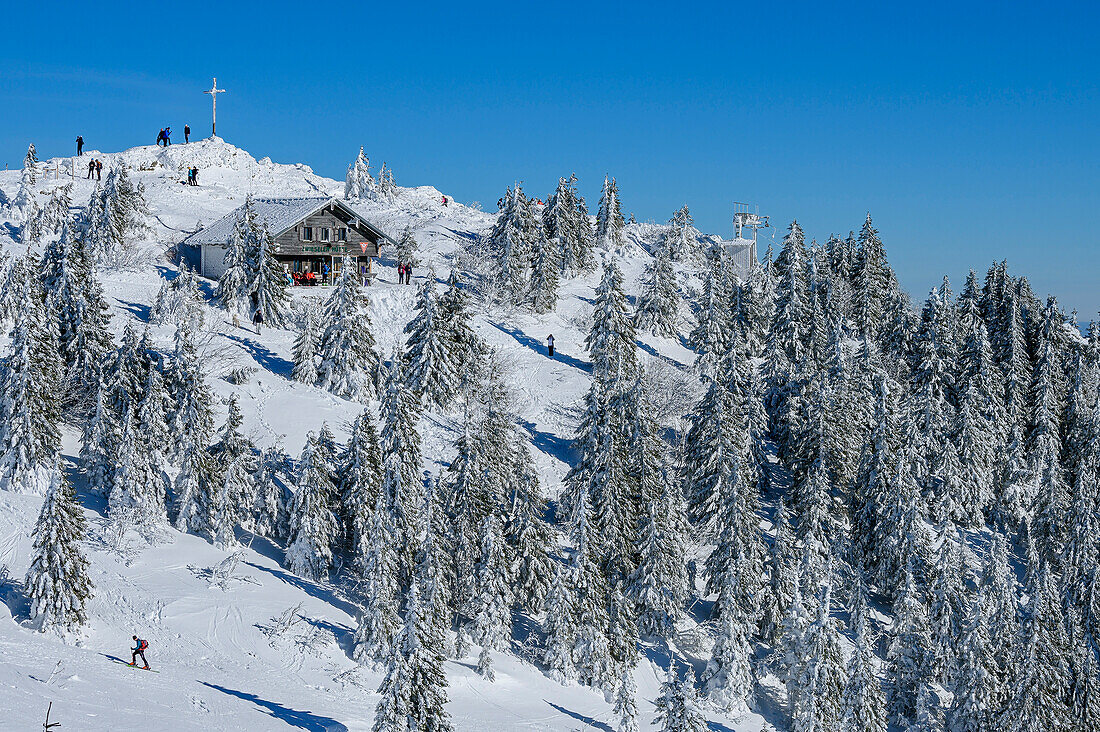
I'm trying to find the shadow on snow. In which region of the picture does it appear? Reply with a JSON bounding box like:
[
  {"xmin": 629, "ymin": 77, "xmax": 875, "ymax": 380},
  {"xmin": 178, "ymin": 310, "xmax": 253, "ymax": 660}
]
[{"xmin": 199, "ymin": 682, "xmax": 349, "ymax": 732}]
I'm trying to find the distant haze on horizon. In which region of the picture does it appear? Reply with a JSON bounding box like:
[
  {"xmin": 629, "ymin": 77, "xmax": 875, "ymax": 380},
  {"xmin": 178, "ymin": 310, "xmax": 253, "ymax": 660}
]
[{"xmin": 3, "ymin": 1, "xmax": 1097, "ymax": 317}]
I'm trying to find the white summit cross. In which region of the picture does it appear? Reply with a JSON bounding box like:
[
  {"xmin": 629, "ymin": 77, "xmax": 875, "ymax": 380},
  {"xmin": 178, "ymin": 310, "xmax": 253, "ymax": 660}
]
[{"xmin": 203, "ymin": 77, "xmax": 226, "ymax": 138}]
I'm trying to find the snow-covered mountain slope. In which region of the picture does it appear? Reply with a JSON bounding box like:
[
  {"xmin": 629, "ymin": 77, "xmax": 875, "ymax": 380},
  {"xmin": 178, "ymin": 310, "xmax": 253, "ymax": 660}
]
[{"xmin": 0, "ymin": 140, "xmax": 763, "ymax": 731}]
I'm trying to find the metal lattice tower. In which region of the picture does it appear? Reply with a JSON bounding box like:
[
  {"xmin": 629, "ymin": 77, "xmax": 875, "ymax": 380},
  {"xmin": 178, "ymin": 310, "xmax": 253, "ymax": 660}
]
[{"xmin": 732, "ymin": 201, "xmax": 769, "ymax": 244}]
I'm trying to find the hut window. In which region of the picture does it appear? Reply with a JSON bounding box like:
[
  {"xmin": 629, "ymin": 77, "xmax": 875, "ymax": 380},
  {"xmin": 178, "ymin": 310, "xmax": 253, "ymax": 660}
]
[
  {"xmin": 300, "ymin": 226, "xmax": 313, "ymax": 242},
  {"xmin": 319, "ymin": 227, "xmax": 331, "ymax": 242},
  {"xmin": 337, "ymin": 227, "xmax": 349, "ymax": 241}
]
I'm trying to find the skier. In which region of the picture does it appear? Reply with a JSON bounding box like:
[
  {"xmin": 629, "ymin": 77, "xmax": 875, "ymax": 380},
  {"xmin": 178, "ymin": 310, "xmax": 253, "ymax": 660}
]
[
  {"xmin": 547, "ymin": 334, "xmax": 555, "ymax": 358},
  {"xmin": 95, "ymin": 159, "xmax": 103, "ymax": 181},
  {"xmin": 86, "ymin": 159, "xmax": 96, "ymax": 179},
  {"xmin": 130, "ymin": 636, "xmax": 150, "ymax": 669},
  {"xmin": 184, "ymin": 124, "xmax": 190, "ymax": 143},
  {"xmin": 76, "ymin": 135, "xmax": 84, "ymax": 156}
]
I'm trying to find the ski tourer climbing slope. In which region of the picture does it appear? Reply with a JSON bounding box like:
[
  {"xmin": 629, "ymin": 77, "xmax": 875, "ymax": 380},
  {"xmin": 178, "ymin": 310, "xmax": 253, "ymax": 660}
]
[{"xmin": 131, "ymin": 635, "xmax": 150, "ymax": 669}]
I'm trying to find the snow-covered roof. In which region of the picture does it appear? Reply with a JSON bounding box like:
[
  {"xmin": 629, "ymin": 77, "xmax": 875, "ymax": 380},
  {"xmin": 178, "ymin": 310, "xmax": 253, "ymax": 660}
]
[{"xmin": 181, "ymin": 196, "xmax": 395, "ymax": 248}]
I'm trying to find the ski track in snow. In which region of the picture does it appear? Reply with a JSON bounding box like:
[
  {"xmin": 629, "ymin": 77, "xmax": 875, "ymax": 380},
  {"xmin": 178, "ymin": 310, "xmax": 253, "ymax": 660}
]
[{"xmin": 0, "ymin": 139, "xmax": 757, "ymax": 732}]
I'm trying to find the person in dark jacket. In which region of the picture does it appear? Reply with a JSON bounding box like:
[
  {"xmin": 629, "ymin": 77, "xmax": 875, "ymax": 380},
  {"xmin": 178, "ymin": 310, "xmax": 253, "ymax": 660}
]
[
  {"xmin": 405, "ymin": 264, "xmax": 412, "ymax": 285},
  {"xmin": 87, "ymin": 159, "xmax": 95, "ymax": 179},
  {"xmin": 131, "ymin": 636, "xmax": 150, "ymax": 669},
  {"xmin": 95, "ymin": 159, "xmax": 103, "ymax": 180},
  {"xmin": 157, "ymin": 129, "xmax": 165, "ymax": 146},
  {"xmin": 76, "ymin": 136, "xmax": 84, "ymax": 156},
  {"xmin": 547, "ymin": 334, "xmax": 555, "ymax": 358},
  {"xmin": 184, "ymin": 124, "xmax": 190, "ymax": 143}
]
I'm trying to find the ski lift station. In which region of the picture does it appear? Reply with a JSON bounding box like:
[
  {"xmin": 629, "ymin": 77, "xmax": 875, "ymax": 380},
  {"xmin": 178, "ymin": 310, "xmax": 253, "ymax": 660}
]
[{"xmin": 721, "ymin": 201, "xmax": 769, "ymax": 275}]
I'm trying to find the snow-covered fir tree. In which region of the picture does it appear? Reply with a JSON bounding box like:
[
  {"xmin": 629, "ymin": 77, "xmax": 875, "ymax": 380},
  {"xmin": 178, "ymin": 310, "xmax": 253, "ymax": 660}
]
[
  {"xmin": 377, "ymin": 359, "xmax": 423, "ymax": 582},
  {"xmin": 371, "ymin": 578, "xmax": 453, "ymax": 732},
  {"xmin": 81, "ymin": 163, "xmax": 149, "ymax": 266},
  {"xmin": 285, "ymin": 433, "xmax": 339, "ymax": 581},
  {"xmin": 316, "ymin": 258, "xmax": 379, "ymax": 400},
  {"xmin": 25, "ymin": 459, "xmax": 93, "ymax": 633},
  {"xmin": 403, "ymin": 273, "xmax": 459, "ymax": 410},
  {"xmin": 10, "ymin": 144, "xmax": 39, "ymax": 224},
  {"xmin": 337, "ymin": 409, "xmax": 382, "ymax": 553},
  {"xmin": 394, "ymin": 226, "xmax": 419, "ymax": 271},
  {"xmin": 527, "ymin": 223, "xmax": 561, "ymax": 312},
  {"xmin": 470, "ymin": 513, "xmax": 512, "ymax": 681},
  {"xmin": 543, "ymin": 173, "xmax": 594, "ymax": 275},
  {"xmin": 170, "ymin": 323, "xmax": 219, "ymax": 535},
  {"xmin": 0, "ymin": 261, "xmax": 62, "ymax": 494},
  {"xmin": 664, "ymin": 205, "xmax": 699, "ymax": 261},
  {"xmin": 377, "ymin": 162, "xmax": 398, "ymax": 201},
  {"xmin": 488, "ymin": 186, "xmax": 540, "ymax": 302},
  {"xmin": 634, "ymin": 242, "xmax": 680, "ymax": 338},
  {"xmin": 789, "ymin": 581, "xmax": 845, "ymax": 732},
  {"xmin": 654, "ymin": 664, "xmax": 708, "ymax": 732},
  {"xmin": 840, "ymin": 573, "xmax": 886, "ymax": 732},
  {"xmin": 615, "ymin": 666, "xmax": 639, "ymax": 732},
  {"xmin": 886, "ymin": 562, "xmax": 932, "ymax": 727},
  {"xmin": 353, "ymin": 492, "xmax": 402, "ymax": 669},
  {"xmin": 291, "ymin": 303, "xmax": 320, "ymax": 384},
  {"xmin": 595, "ymin": 175, "xmax": 625, "ymax": 250},
  {"xmin": 344, "ymin": 146, "xmax": 376, "ymax": 200},
  {"xmin": 40, "ymin": 223, "xmax": 113, "ymax": 408}
]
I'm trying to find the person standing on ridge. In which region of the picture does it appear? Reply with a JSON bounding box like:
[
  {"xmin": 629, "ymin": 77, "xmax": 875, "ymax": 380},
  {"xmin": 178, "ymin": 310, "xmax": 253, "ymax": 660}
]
[
  {"xmin": 184, "ymin": 124, "xmax": 190, "ymax": 143},
  {"xmin": 164, "ymin": 127, "xmax": 171, "ymax": 145},
  {"xmin": 547, "ymin": 334, "xmax": 555, "ymax": 358},
  {"xmin": 157, "ymin": 129, "xmax": 165, "ymax": 146},
  {"xmin": 130, "ymin": 636, "xmax": 150, "ymax": 669},
  {"xmin": 76, "ymin": 135, "xmax": 84, "ymax": 156},
  {"xmin": 95, "ymin": 159, "xmax": 103, "ymax": 181},
  {"xmin": 87, "ymin": 159, "xmax": 96, "ymax": 179}
]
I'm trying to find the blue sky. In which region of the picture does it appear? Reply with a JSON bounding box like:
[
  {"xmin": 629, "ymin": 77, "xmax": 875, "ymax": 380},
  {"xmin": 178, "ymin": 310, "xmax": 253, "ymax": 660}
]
[{"xmin": 3, "ymin": 1, "xmax": 1098, "ymax": 316}]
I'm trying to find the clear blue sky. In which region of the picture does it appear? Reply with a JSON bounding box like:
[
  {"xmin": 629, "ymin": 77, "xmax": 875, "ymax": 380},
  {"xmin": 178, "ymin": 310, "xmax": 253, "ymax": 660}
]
[{"xmin": 3, "ymin": 1, "xmax": 1098, "ymax": 316}]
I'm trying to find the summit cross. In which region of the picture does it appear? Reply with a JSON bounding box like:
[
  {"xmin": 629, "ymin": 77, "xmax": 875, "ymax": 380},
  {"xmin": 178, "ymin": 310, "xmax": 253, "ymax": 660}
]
[{"xmin": 203, "ymin": 77, "xmax": 226, "ymax": 138}]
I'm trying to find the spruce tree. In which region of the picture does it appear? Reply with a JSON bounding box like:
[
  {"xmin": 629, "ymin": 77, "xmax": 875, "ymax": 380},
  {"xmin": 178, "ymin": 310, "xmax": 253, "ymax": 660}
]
[
  {"xmin": 886, "ymin": 563, "xmax": 932, "ymax": 727},
  {"xmin": 316, "ymin": 259, "xmax": 379, "ymax": 400},
  {"xmin": 542, "ymin": 563, "xmax": 577, "ymax": 683},
  {"xmin": 285, "ymin": 434, "xmax": 338, "ymax": 581},
  {"xmin": 664, "ymin": 205, "xmax": 698, "ymax": 261},
  {"xmin": 946, "ymin": 592, "xmax": 997, "ymax": 732},
  {"xmin": 470, "ymin": 513, "xmax": 512, "ymax": 681},
  {"xmin": 615, "ymin": 666, "xmax": 639, "ymax": 732},
  {"xmin": 0, "ymin": 262, "xmax": 62, "ymax": 494},
  {"xmin": 633, "ymin": 244, "xmax": 682, "ymax": 339},
  {"xmin": 543, "ymin": 174, "xmax": 593, "ymax": 275},
  {"xmin": 291, "ymin": 304, "xmax": 320, "ymax": 384},
  {"xmin": 488, "ymin": 186, "xmax": 537, "ymax": 301},
  {"xmin": 371, "ymin": 578, "xmax": 453, "ymax": 732},
  {"xmin": 403, "ymin": 273, "xmax": 459, "ymax": 410},
  {"xmin": 337, "ymin": 409, "xmax": 382, "ymax": 553},
  {"xmin": 527, "ymin": 223, "xmax": 561, "ymax": 313},
  {"xmin": 353, "ymin": 493, "xmax": 402, "ymax": 669},
  {"xmin": 654, "ymin": 665, "xmax": 708, "ymax": 732},
  {"xmin": 170, "ymin": 324, "xmax": 219, "ymax": 535},
  {"xmin": 790, "ymin": 583, "xmax": 846, "ymax": 732},
  {"xmin": 840, "ymin": 573, "xmax": 886, "ymax": 732},
  {"xmin": 378, "ymin": 360, "xmax": 423, "ymax": 582},
  {"xmin": 772, "ymin": 220, "xmax": 809, "ymax": 365},
  {"xmin": 81, "ymin": 164, "xmax": 149, "ymax": 266},
  {"xmin": 344, "ymin": 146, "xmax": 375, "ymax": 199},
  {"xmin": 437, "ymin": 267, "xmax": 482, "ymax": 387},
  {"xmin": 25, "ymin": 460, "xmax": 93, "ymax": 633},
  {"xmin": 853, "ymin": 214, "xmax": 889, "ymax": 341},
  {"xmin": 595, "ymin": 175, "xmax": 625, "ymax": 250}
]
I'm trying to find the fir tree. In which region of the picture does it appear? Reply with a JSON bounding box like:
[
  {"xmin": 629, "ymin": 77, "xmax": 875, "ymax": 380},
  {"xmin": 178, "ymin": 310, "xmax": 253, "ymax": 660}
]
[
  {"xmin": 403, "ymin": 274, "xmax": 459, "ymax": 410},
  {"xmin": 291, "ymin": 304, "xmax": 320, "ymax": 384},
  {"xmin": 353, "ymin": 493, "xmax": 402, "ymax": 669},
  {"xmin": 79, "ymin": 379, "xmax": 119, "ymax": 497},
  {"xmin": 437, "ymin": 267, "xmax": 482, "ymax": 387},
  {"xmin": 316, "ymin": 259, "xmax": 379, "ymax": 400},
  {"xmin": 394, "ymin": 226, "xmax": 420, "ymax": 271},
  {"xmin": 471, "ymin": 513, "xmax": 512, "ymax": 681},
  {"xmin": 371, "ymin": 578, "xmax": 453, "ymax": 732},
  {"xmin": 25, "ymin": 460, "xmax": 93, "ymax": 633},
  {"xmin": 654, "ymin": 664, "xmax": 708, "ymax": 732},
  {"xmin": 595, "ymin": 175, "xmax": 625, "ymax": 250},
  {"xmin": 170, "ymin": 324, "xmax": 218, "ymax": 534},
  {"xmin": 840, "ymin": 573, "xmax": 886, "ymax": 732},
  {"xmin": 378, "ymin": 360, "xmax": 423, "ymax": 582},
  {"xmin": 344, "ymin": 146, "xmax": 376, "ymax": 199},
  {"xmin": 488, "ymin": 187, "xmax": 538, "ymax": 300},
  {"xmin": 253, "ymin": 446, "xmax": 289, "ymax": 542},
  {"xmin": 886, "ymin": 563, "xmax": 932, "ymax": 727},
  {"xmin": 772, "ymin": 220, "xmax": 809, "ymax": 365},
  {"xmin": 790, "ymin": 582, "xmax": 846, "ymax": 732},
  {"xmin": 543, "ymin": 174, "xmax": 593, "ymax": 275},
  {"xmin": 0, "ymin": 262, "xmax": 62, "ymax": 494},
  {"xmin": 81, "ymin": 164, "xmax": 149, "ymax": 266},
  {"xmin": 615, "ymin": 666, "xmax": 640, "ymax": 732},
  {"xmin": 664, "ymin": 205, "xmax": 698, "ymax": 261},
  {"xmin": 285, "ymin": 434, "xmax": 338, "ymax": 581},
  {"xmin": 687, "ymin": 259, "xmax": 729, "ymax": 380},
  {"xmin": 527, "ymin": 223, "xmax": 561, "ymax": 312},
  {"xmin": 337, "ymin": 409, "xmax": 382, "ymax": 553},
  {"xmin": 946, "ymin": 592, "xmax": 997, "ymax": 732},
  {"xmin": 543, "ymin": 563, "xmax": 577, "ymax": 683},
  {"xmin": 853, "ymin": 214, "xmax": 890, "ymax": 341}
]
